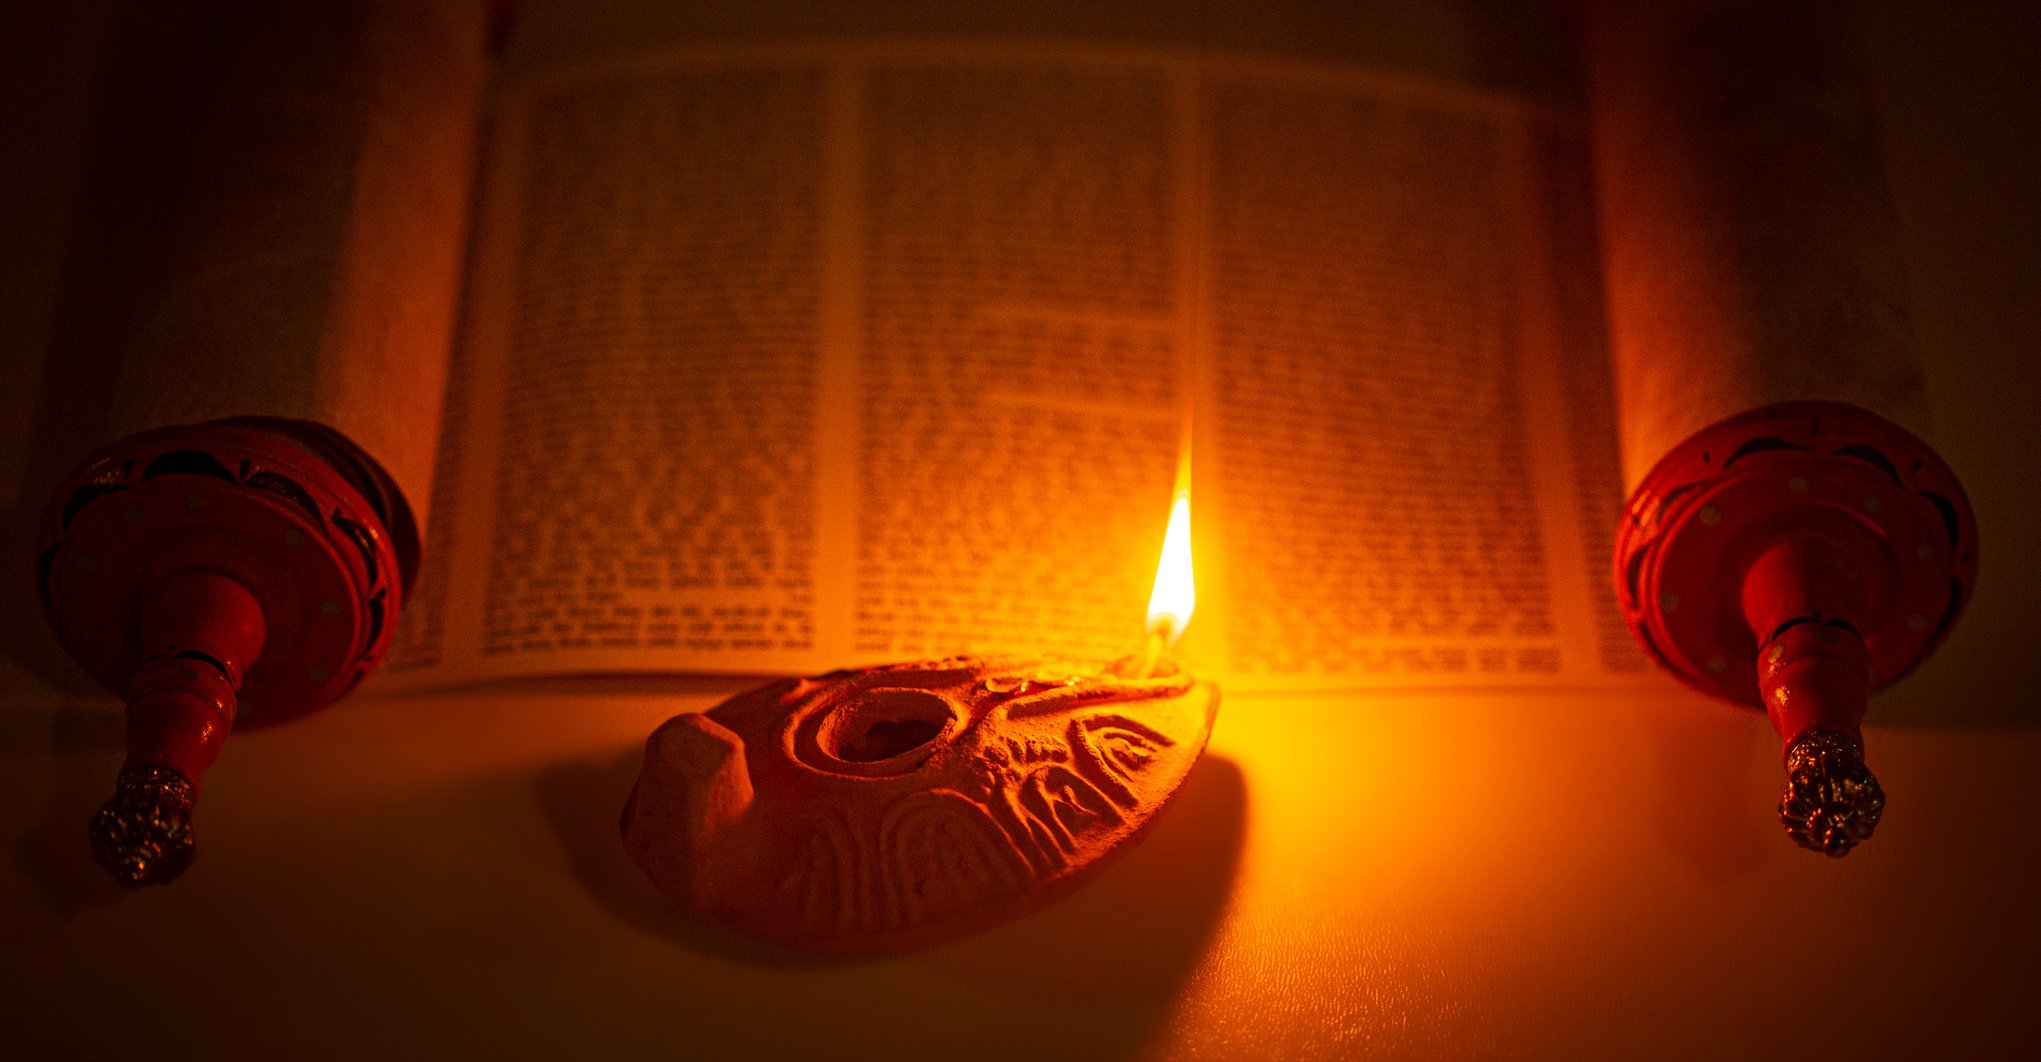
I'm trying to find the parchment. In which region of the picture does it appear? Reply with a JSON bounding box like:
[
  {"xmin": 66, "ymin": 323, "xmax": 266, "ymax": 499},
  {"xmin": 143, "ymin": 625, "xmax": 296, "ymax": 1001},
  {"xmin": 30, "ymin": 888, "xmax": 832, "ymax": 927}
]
[
  {"xmin": 380, "ymin": 37, "xmax": 1653, "ymax": 693},
  {"xmin": 66, "ymin": 0, "xmax": 487, "ymax": 518},
  {"xmin": 1579, "ymin": 0, "xmax": 1934, "ymax": 489}
]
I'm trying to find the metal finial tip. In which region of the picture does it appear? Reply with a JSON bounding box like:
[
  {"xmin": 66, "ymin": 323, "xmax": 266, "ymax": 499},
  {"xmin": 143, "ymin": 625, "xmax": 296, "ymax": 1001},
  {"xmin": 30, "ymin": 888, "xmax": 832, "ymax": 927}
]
[
  {"xmin": 1779, "ymin": 730, "xmax": 1884, "ymax": 857},
  {"xmin": 89, "ymin": 765, "xmax": 198, "ymax": 887}
]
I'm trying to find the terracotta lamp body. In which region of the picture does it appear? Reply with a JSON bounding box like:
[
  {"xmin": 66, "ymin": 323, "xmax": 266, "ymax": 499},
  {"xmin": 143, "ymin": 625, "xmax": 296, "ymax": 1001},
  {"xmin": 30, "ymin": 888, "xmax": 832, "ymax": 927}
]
[{"xmin": 623, "ymin": 655, "xmax": 1218, "ymax": 953}]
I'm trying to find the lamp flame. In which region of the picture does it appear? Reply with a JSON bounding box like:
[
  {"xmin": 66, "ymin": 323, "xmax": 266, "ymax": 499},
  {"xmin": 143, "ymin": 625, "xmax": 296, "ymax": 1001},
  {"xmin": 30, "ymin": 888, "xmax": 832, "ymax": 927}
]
[{"xmin": 1145, "ymin": 485, "xmax": 1195, "ymax": 646}]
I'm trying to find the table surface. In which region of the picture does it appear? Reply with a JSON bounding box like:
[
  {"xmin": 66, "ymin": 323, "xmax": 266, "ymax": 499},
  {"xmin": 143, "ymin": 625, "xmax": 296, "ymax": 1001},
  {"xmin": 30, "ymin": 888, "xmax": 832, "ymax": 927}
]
[
  {"xmin": 3, "ymin": 680, "xmax": 2038, "ymax": 1060},
  {"xmin": 5, "ymin": 2, "xmax": 2039, "ymax": 1058}
]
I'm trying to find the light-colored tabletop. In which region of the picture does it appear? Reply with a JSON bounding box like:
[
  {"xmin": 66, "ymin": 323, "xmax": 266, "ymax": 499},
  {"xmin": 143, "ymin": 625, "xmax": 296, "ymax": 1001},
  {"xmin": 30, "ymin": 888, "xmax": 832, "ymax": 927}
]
[
  {"xmin": 3, "ymin": 679, "xmax": 2037, "ymax": 1059},
  {"xmin": 4, "ymin": 2, "xmax": 2038, "ymax": 1058}
]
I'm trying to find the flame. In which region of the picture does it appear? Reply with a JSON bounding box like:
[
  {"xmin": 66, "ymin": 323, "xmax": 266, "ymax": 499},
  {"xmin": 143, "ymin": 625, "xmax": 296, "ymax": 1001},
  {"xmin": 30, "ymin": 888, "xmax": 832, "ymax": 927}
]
[{"xmin": 1145, "ymin": 484, "xmax": 1195, "ymax": 646}]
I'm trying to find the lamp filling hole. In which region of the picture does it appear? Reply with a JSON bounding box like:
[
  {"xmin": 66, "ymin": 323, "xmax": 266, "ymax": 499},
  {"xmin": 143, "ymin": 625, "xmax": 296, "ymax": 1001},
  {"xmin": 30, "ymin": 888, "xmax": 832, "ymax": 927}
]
[
  {"xmin": 820, "ymin": 688, "xmax": 957, "ymax": 765},
  {"xmin": 845, "ymin": 718, "xmax": 944, "ymax": 762}
]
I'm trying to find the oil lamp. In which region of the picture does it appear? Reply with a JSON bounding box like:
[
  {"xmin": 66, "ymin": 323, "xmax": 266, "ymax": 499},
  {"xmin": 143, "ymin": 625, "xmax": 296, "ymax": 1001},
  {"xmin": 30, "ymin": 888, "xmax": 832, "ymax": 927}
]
[{"xmin": 622, "ymin": 481, "xmax": 1218, "ymax": 952}]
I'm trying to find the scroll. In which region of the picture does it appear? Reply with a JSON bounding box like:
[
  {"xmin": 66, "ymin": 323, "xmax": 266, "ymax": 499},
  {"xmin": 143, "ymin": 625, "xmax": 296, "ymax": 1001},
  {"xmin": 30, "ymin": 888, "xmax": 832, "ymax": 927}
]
[
  {"xmin": 1578, "ymin": 0, "xmax": 1979, "ymax": 855},
  {"xmin": 32, "ymin": 0, "xmax": 1977, "ymax": 896},
  {"xmin": 32, "ymin": 0, "xmax": 489, "ymax": 884}
]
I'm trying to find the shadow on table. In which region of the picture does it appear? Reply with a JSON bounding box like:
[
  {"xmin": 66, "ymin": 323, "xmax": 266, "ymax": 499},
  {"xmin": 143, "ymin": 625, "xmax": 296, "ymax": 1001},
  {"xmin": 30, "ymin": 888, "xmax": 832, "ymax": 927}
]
[
  {"xmin": 901, "ymin": 753, "xmax": 1248, "ymax": 1054},
  {"xmin": 1633, "ymin": 694, "xmax": 1776, "ymax": 883},
  {"xmin": 5, "ymin": 698, "xmax": 130, "ymax": 919},
  {"xmin": 0, "ymin": 496, "xmax": 103, "ymax": 704},
  {"xmin": 534, "ymin": 745, "xmax": 866, "ymax": 969},
  {"xmin": 535, "ymin": 744, "xmax": 1247, "ymax": 1053}
]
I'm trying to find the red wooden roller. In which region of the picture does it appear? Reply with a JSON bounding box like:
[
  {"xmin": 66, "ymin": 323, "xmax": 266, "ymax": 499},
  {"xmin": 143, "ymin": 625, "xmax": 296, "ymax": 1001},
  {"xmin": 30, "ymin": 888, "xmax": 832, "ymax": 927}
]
[
  {"xmin": 1615, "ymin": 401, "xmax": 1978, "ymax": 855},
  {"xmin": 36, "ymin": 417, "xmax": 416, "ymax": 885}
]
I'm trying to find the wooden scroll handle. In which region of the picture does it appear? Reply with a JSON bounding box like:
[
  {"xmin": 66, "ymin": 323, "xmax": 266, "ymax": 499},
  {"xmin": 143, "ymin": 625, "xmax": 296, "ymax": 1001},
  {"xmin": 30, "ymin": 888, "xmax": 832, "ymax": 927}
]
[
  {"xmin": 1614, "ymin": 402, "xmax": 1976, "ymax": 855},
  {"xmin": 1572, "ymin": 0, "xmax": 1981, "ymax": 853},
  {"xmin": 37, "ymin": 419, "xmax": 414, "ymax": 885}
]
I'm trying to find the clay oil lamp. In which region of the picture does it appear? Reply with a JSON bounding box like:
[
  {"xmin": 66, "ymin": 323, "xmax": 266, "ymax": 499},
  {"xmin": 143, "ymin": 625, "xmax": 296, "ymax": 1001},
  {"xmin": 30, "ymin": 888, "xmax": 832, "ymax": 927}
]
[{"xmin": 623, "ymin": 478, "xmax": 1218, "ymax": 953}]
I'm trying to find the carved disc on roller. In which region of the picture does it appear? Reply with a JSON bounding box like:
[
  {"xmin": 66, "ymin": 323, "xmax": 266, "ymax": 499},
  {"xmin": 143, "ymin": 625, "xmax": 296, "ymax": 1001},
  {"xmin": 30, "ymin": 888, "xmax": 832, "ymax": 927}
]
[
  {"xmin": 1614, "ymin": 401, "xmax": 1975, "ymax": 707},
  {"xmin": 39, "ymin": 419, "xmax": 410, "ymax": 722},
  {"xmin": 1615, "ymin": 400, "xmax": 1977, "ymax": 854},
  {"xmin": 37, "ymin": 418, "xmax": 414, "ymax": 885},
  {"xmin": 622, "ymin": 655, "xmax": 1219, "ymax": 954}
]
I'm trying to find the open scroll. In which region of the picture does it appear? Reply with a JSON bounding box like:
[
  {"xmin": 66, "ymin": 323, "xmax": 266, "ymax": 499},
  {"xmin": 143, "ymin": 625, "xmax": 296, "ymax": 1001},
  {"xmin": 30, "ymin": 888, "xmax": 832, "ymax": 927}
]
[
  {"xmin": 38, "ymin": 0, "xmax": 487, "ymax": 528},
  {"xmin": 28, "ymin": 2, "xmax": 1963, "ymax": 709},
  {"xmin": 374, "ymin": 33, "xmax": 1658, "ymax": 696}
]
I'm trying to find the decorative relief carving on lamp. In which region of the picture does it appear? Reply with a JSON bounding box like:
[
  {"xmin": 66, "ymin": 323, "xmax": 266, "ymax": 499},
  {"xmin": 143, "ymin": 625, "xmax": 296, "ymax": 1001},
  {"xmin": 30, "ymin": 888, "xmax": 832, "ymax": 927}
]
[{"xmin": 622, "ymin": 654, "xmax": 1218, "ymax": 953}]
